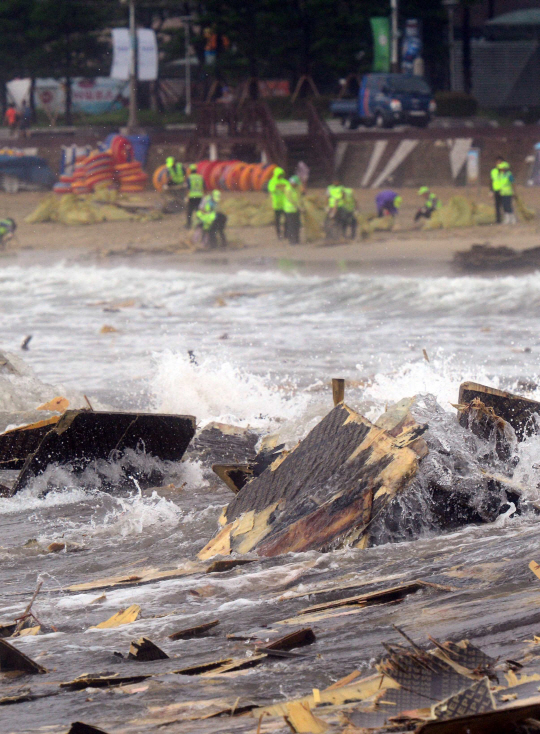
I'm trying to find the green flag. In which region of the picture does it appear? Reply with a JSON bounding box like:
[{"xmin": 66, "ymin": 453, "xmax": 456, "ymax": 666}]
[{"xmin": 370, "ymin": 17, "xmax": 390, "ymax": 73}]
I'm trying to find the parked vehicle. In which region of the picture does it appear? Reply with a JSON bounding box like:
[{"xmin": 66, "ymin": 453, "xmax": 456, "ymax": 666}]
[{"xmin": 330, "ymin": 73, "xmax": 436, "ymax": 130}]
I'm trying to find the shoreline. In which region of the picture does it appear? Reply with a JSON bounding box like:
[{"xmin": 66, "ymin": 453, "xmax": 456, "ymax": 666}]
[{"xmin": 1, "ymin": 187, "xmax": 539, "ymax": 276}]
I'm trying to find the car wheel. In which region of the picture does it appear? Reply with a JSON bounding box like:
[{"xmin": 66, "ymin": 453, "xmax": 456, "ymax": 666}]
[{"xmin": 348, "ymin": 116, "xmax": 360, "ymax": 130}]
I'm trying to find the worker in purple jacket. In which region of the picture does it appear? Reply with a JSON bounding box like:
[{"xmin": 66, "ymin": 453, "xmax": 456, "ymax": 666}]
[{"xmin": 376, "ymin": 190, "xmax": 403, "ymax": 217}]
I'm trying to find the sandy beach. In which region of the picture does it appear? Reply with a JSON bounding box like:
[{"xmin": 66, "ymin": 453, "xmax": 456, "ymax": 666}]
[{"xmin": 3, "ymin": 185, "xmax": 540, "ymax": 274}]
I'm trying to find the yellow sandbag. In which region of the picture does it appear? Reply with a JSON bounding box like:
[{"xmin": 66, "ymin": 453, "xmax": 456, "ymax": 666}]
[
  {"xmin": 91, "ymin": 186, "xmax": 119, "ymax": 204},
  {"xmin": 472, "ymin": 202, "xmax": 496, "ymax": 226},
  {"xmin": 25, "ymin": 194, "xmax": 60, "ymax": 224},
  {"xmin": 303, "ymin": 199, "xmax": 325, "ymax": 242},
  {"xmin": 93, "ymin": 204, "xmax": 135, "ymax": 222},
  {"xmin": 57, "ymin": 195, "xmax": 97, "ymax": 225},
  {"xmin": 369, "ymin": 216, "xmax": 394, "ymax": 232}
]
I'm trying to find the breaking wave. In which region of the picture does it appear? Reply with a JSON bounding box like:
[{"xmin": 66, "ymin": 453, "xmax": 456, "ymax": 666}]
[{"xmin": 151, "ymin": 350, "xmax": 310, "ymax": 429}]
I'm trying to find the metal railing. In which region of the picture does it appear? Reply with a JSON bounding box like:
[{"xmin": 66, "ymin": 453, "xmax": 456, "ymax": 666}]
[{"xmin": 306, "ymin": 101, "xmax": 335, "ymax": 181}]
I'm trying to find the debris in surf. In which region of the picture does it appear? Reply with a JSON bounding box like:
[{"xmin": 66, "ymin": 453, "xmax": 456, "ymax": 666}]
[
  {"xmin": 7, "ymin": 410, "xmax": 195, "ymax": 494},
  {"xmin": 205, "ymin": 558, "xmax": 256, "ymax": 573},
  {"xmin": 128, "ymin": 638, "xmax": 169, "ymax": 662},
  {"xmin": 36, "ymin": 396, "xmax": 69, "ymax": 412},
  {"xmin": 186, "ymin": 421, "xmax": 260, "ymax": 466},
  {"xmin": 458, "ymin": 381, "xmax": 540, "ymax": 441},
  {"xmin": 168, "ymin": 619, "xmax": 220, "ymax": 641},
  {"xmin": 67, "ymin": 723, "xmax": 110, "ymax": 734},
  {"xmin": 0, "ymin": 638, "xmax": 47, "ymax": 674},
  {"xmin": 20, "ymin": 336, "xmax": 32, "ymax": 351},
  {"xmin": 199, "ymin": 402, "xmax": 425, "ymax": 559},
  {"xmin": 66, "ymin": 561, "xmax": 206, "ymax": 593},
  {"xmin": 60, "ymin": 673, "xmax": 151, "ymax": 691},
  {"xmin": 416, "ymin": 698, "xmax": 540, "ymax": 733},
  {"xmin": 258, "ymin": 627, "xmax": 316, "ymax": 652},
  {"xmin": 91, "ymin": 604, "xmax": 141, "ymax": 629},
  {"xmin": 284, "ymin": 701, "xmax": 329, "ymax": 733}
]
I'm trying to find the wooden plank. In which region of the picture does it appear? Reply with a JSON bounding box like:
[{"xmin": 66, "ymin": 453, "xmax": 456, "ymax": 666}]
[
  {"xmin": 168, "ymin": 620, "xmax": 220, "ymax": 641},
  {"xmin": 296, "ymin": 581, "xmax": 425, "ymax": 616}
]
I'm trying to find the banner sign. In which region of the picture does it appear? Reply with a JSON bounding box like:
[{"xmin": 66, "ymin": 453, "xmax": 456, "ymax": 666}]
[
  {"xmin": 370, "ymin": 17, "xmax": 390, "ymax": 73},
  {"xmin": 111, "ymin": 28, "xmax": 131, "ymax": 81},
  {"xmin": 111, "ymin": 28, "xmax": 158, "ymax": 81},
  {"xmin": 34, "ymin": 78, "xmax": 129, "ymax": 115},
  {"xmin": 137, "ymin": 29, "xmax": 158, "ymax": 81}
]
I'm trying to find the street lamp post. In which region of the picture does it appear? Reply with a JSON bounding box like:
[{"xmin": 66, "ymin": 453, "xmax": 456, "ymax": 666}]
[
  {"xmin": 443, "ymin": 0, "xmax": 459, "ymax": 92},
  {"xmin": 127, "ymin": 0, "xmax": 138, "ymax": 131},
  {"xmin": 184, "ymin": 16, "xmax": 191, "ymax": 116}
]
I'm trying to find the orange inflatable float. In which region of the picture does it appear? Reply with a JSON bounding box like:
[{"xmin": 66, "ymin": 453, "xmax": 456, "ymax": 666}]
[{"xmin": 152, "ymin": 164, "xmax": 169, "ymax": 192}]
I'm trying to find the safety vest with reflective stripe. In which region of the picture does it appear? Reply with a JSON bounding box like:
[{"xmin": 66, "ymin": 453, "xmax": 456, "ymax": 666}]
[
  {"xmin": 167, "ymin": 160, "xmax": 185, "ymax": 185},
  {"xmin": 187, "ymin": 173, "xmax": 204, "ymax": 198}
]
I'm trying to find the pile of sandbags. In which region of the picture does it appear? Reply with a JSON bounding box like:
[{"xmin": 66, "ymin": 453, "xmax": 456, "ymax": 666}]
[
  {"xmin": 220, "ymin": 196, "xmax": 275, "ymax": 227},
  {"xmin": 424, "ymin": 196, "xmax": 495, "ymax": 229},
  {"xmin": 54, "ymin": 136, "xmax": 148, "ymax": 196},
  {"xmin": 25, "ymin": 191, "xmax": 161, "ymax": 226}
]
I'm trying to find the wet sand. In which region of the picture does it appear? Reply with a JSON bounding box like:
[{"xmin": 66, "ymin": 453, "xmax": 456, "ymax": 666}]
[{"xmin": 3, "ymin": 187, "xmax": 540, "ymax": 275}]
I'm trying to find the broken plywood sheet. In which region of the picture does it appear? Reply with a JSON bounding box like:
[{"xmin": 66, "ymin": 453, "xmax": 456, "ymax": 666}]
[
  {"xmin": 416, "ymin": 695, "xmax": 540, "ymax": 734},
  {"xmin": 60, "ymin": 673, "xmax": 151, "ymax": 691},
  {"xmin": 252, "ymin": 672, "xmax": 400, "ymax": 718},
  {"xmin": 0, "ymin": 638, "xmax": 47, "ymax": 674},
  {"xmin": 431, "ymin": 677, "xmax": 495, "ymax": 720},
  {"xmin": 186, "ymin": 422, "xmax": 259, "ymax": 466},
  {"xmin": 168, "ymin": 620, "xmax": 220, "ymax": 641},
  {"xmin": 90, "ymin": 604, "xmax": 140, "ymax": 629},
  {"xmin": 12, "ymin": 410, "xmax": 196, "ymax": 493},
  {"xmin": 458, "ymin": 381, "xmax": 540, "ymax": 441},
  {"xmin": 128, "ymin": 637, "xmax": 169, "ymax": 661},
  {"xmin": 199, "ymin": 403, "xmax": 420, "ymax": 559},
  {"xmin": 0, "ymin": 414, "xmax": 61, "ymax": 470}
]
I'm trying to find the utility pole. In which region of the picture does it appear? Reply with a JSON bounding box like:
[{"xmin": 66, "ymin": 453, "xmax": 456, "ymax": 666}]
[
  {"xmin": 127, "ymin": 0, "xmax": 138, "ymax": 132},
  {"xmin": 390, "ymin": 0, "xmax": 399, "ymax": 72}
]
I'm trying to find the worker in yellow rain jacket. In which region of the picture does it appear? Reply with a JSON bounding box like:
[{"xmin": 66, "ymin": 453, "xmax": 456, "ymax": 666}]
[
  {"xmin": 490, "ymin": 155, "xmax": 505, "ymax": 224},
  {"xmin": 267, "ymin": 167, "xmax": 287, "ymax": 239},
  {"xmin": 0, "ymin": 218, "xmax": 16, "ymax": 248},
  {"xmin": 196, "ymin": 190, "xmax": 227, "ymax": 248},
  {"xmin": 326, "ymin": 181, "xmax": 348, "ymax": 235},
  {"xmin": 165, "ymin": 157, "xmax": 185, "ymax": 188},
  {"xmin": 498, "ymin": 161, "xmax": 516, "ymax": 225},
  {"xmin": 414, "ymin": 186, "xmax": 441, "ymax": 222},
  {"xmin": 283, "ymin": 175, "xmax": 303, "ymax": 244},
  {"xmin": 341, "ymin": 187, "xmax": 357, "ymax": 239},
  {"xmin": 186, "ymin": 164, "xmax": 205, "ymax": 228}
]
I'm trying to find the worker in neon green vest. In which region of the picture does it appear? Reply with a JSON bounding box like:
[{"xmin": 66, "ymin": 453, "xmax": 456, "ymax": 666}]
[{"xmin": 186, "ymin": 164, "xmax": 205, "ymax": 228}]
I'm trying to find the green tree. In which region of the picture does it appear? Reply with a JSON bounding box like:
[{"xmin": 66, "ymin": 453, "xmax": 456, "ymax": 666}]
[
  {"xmin": 0, "ymin": 1, "xmax": 35, "ymax": 110},
  {"xmin": 28, "ymin": 0, "xmax": 111, "ymax": 123}
]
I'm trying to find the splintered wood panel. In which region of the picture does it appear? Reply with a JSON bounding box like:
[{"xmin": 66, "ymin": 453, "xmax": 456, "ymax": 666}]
[
  {"xmin": 0, "ymin": 416, "xmax": 60, "ymax": 470},
  {"xmin": 458, "ymin": 382, "xmax": 540, "ymax": 441},
  {"xmin": 200, "ymin": 404, "xmax": 418, "ymax": 558},
  {"xmin": 13, "ymin": 410, "xmax": 196, "ymax": 493}
]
